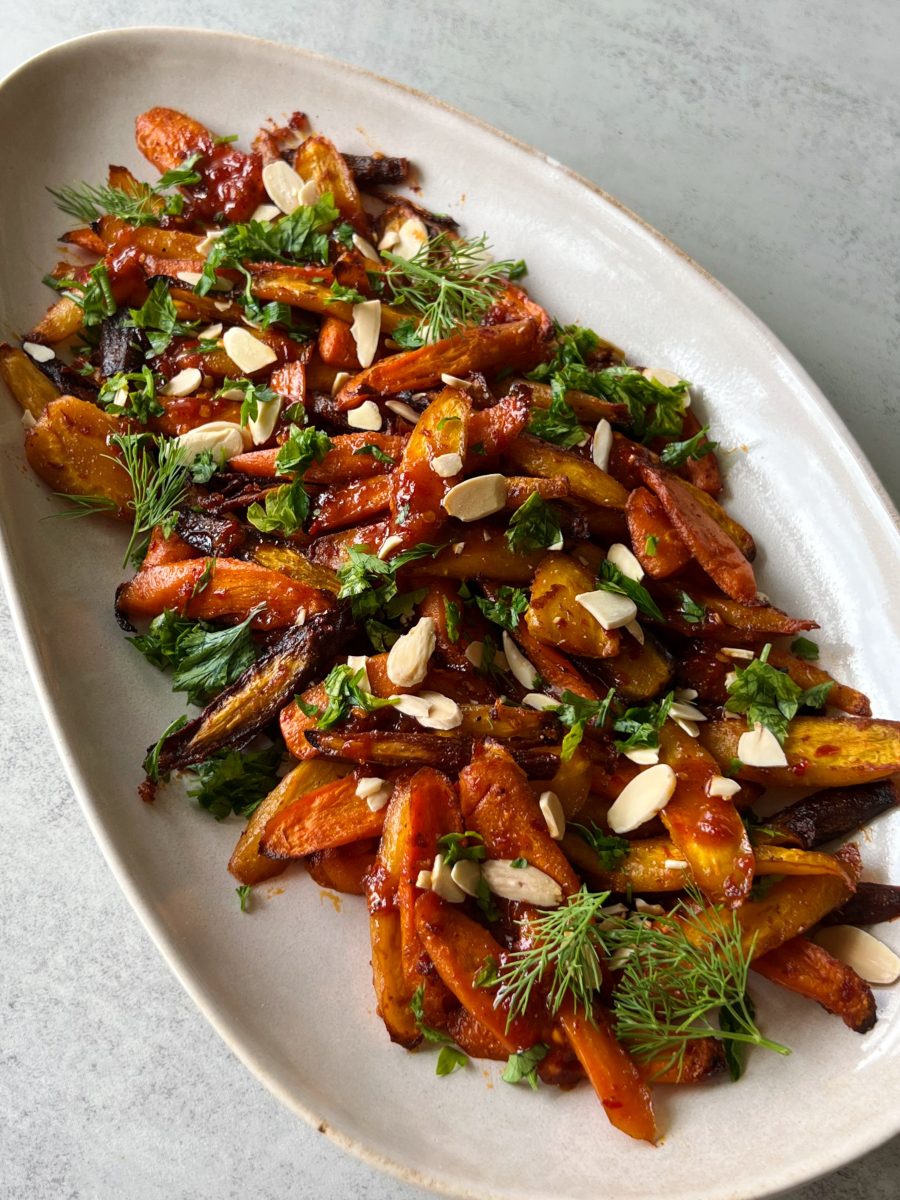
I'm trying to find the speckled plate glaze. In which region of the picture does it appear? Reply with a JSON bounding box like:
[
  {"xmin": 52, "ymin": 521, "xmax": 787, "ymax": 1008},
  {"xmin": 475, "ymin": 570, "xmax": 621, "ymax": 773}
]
[{"xmin": 0, "ymin": 27, "xmax": 897, "ymax": 1200}]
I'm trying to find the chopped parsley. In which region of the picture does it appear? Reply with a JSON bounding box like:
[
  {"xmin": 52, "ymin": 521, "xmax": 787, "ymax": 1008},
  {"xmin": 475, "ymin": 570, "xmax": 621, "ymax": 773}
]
[
  {"xmin": 352, "ymin": 442, "xmax": 395, "ymax": 466},
  {"xmin": 313, "ymin": 664, "xmax": 398, "ymax": 730},
  {"xmin": 214, "ymin": 377, "xmax": 280, "ymax": 425},
  {"xmin": 126, "ymin": 279, "xmax": 198, "ymax": 356},
  {"xmin": 186, "ymin": 744, "xmax": 283, "ymax": 820},
  {"xmin": 570, "ymin": 824, "xmax": 630, "ymax": 871},
  {"xmin": 236, "ymin": 884, "xmax": 252, "ymax": 913},
  {"xmin": 438, "ymin": 831, "xmax": 487, "ymax": 867},
  {"xmin": 725, "ymin": 643, "xmax": 832, "ymax": 744},
  {"xmin": 505, "ymin": 491, "xmax": 564, "ymax": 554},
  {"xmin": 501, "ymin": 1044, "xmax": 548, "ymax": 1091},
  {"xmin": 128, "ymin": 606, "xmax": 259, "ymax": 706},
  {"xmin": 790, "ymin": 636, "xmax": 819, "ymax": 661},
  {"xmin": 98, "ymin": 367, "xmax": 164, "ymax": 423},
  {"xmin": 613, "ymin": 692, "xmax": 674, "ymax": 753},
  {"xmin": 597, "ymin": 559, "xmax": 664, "ymax": 622},
  {"xmin": 658, "ymin": 425, "xmax": 718, "ymax": 468},
  {"xmin": 435, "ymin": 1046, "xmax": 469, "ymax": 1076},
  {"xmin": 552, "ymin": 689, "xmax": 615, "ymax": 759},
  {"xmin": 527, "ymin": 390, "xmax": 585, "ymax": 449},
  {"xmin": 473, "ymin": 586, "xmax": 529, "ymax": 632},
  {"xmin": 677, "ymin": 590, "xmax": 706, "ymax": 626}
]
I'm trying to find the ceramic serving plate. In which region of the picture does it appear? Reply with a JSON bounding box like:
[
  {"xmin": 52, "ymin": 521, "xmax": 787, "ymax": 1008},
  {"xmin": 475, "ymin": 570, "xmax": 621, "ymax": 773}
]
[{"xmin": 0, "ymin": 27, "xmax": 897, "ymax": 1200}]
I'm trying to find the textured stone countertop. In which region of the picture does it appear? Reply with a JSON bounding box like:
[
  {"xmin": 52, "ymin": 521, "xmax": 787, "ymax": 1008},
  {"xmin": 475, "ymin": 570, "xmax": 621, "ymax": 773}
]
[{"xmin": 1, "ymin": 3, "xmax": 898, "ymax": 1198}]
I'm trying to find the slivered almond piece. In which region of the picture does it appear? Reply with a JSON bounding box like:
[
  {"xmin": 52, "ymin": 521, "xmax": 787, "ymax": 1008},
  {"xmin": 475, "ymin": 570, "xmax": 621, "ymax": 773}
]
[
  {"xmin": 671, "ymin": 717, "xmax": 700, "ymax": 738},
  {"xmin": 481, "ymin": 860, "xmax": 563, "ymax": 908},
  {"xmin": 22, "ymin": 341, "xmax": 54, "ymax": 363},
  {"xmin": 262, "ymin": 159, "xmax": 316, "ymax": 214},
  {"xmin": 440, "ymin": 373, "xmax": 471, "ymax": 389},
  {"xmin": 607, "ymin": 543, "xmax": 644, "ymax": 581},
  {"xmin": 377, "ymin": 534, "xmax": 403, "ymax": 560},
  {"xmin": 416, "ymin": 869, "xmax": 433, "ymax": 890},
  {"xmin": 161, "ymin": 368, "xmax": 202, "ymax": 398},
  {"xmin": 174, "ymin": 421, "xmax": 245, "ymax": 466},
  {"xmin": 331, "ymin": 371, "xmax": 352, "ymax": 396},
  {"xmin": 664, "ymin": 858, "xmax": 689, "ymax": 870},
  {"xmin": 539, "ymin": 791, "xmax": 565, "ymax": 840},
  {"xmin": 523, "ymin": 692, "xmax": 558, "ymax": 711},
  {"xmin": 643, "ymin": 367, "xmax": 689, "ymax": 403},
  {"xmin": 706, "ymin": 775, "xmax": 741, "ymax": 798},
  {"xmin": 197, "ymin": 229, "xmax": 226, "ymax": 256},
  {"xmin": 388, "ymin": 216, "xmax": 428, "ymax": 260},
  {"xmin": 387, "ymin": 617, "xmax": 435, "ymax": 687},
  {"xmin": 251, "ymin": 203, "xmax": 281, "ymax": 223},
  {"xmin": 668, "ymin": 700, "xmax": 707, "ymax": 723},
  {"xmin": 248, "ymin": 395, "xmax": 282, "ymax": 445},
  {"xmin": 606, "ymin": 764, "xmax": 677, "ymax": 834},
  {"xmin": 442, "ymin": 474, "xmax": 506, "ymax": 521},
  {"xmin": 431, "ymin": 854, "xmax": 466, "ymax": 903},
  {"xmin": 350, "ymin": 299, "xmax": 382, "ymax": 369},
  {"xmin": 502, "ymin": 632, "xmax": 539, "ymax": 690},
  {"xmin": 624, "ymin": 746, "xmax": 660, "ymax": 766},
  {"xmin": 450, "ymin": 859, "xmax": 482, "ymax": 897},
  {"xmin": 346, "ymin": 400, "xmax": 383, "ymax": 431},
  {"xmin": 591, "ymin": 418, "xmax": 612, "ymax": 471},
  {"xmin": 576, "ymin": 588, "xmax": 637, "ymax": 630},
  {"xmin": 385, "ymin": 399, "xmax": 420, "ymax": 424},
  {"xmin": 223, "ymin": 327, "xmax": 277, "ymax": 374},
  {"xmin": 355, "ymin": 775, "xmax": 391, "ymax": 811},
  {"xmin": 814, "ymin": 926, "xmax": 900, "ymax": 986},
  {"xmin": 625, "ymin": 620, "xmax": 645, "ymax": 645},
  {"xmin": 352, "ymin": 233, "xmax": 381, "ymax": 262},
  {"xmin": 737, "ymin": 723, "xmax": 788, "ymax": 768},
  {"xmin": 721, "ymin": 647, "xmax": 756, "ymax": 660},
  {"xmin": 432, "ymin": 452, "xmax": 463, "ymax": 478},
  {"xmin": 196, "ymin": 322, "xmax": 223, "ymax": 340},
  {"xmin": 346, "ymin": 655, "xmax": 370, "ymax": 688},
  {"xmin": 415, "ymin": 691, "xmax": 463, "ymax": 730}
]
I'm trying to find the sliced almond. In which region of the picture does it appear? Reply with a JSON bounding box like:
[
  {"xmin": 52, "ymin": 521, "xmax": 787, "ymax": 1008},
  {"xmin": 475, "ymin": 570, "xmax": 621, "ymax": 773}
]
[
  {"xmin": 664, "ymin": 858, "xmax": 689, "ymax": 870},
  {"xmin": 22, "ymin": 340, "xmax": 54, "ymax": 363},
  {"xmin": 737, "ymin": 723, "xmax": 788, "ymax": 768},
  {"xmin": 643, "ymin": 367, "xmax": 689, "ymax": 402},
  {"xmin": 721, "ymin": 647, "xmax": 756, "ymax": 660},
  {"xmin": 392, "ymin": 694, "xmax": 432, "ymax": 722},
  {"xmin": 346, "ymin": 655, "xmax": 370, "ymax": 688},
  {"xmin": 591, "ymin": 418, "xmax": 612, "ymax": 471},
  {"xmin": 430, "ymin": 853, "xmax": 466, "ymax": 903},
  {"xmin": 672, "ymin": 717, "xmax": 700, "ymax": 738},
  {"xmin": 675, "ymin": 687, "xmax": 699, "ymax": 701},
  {"xmin": 248, "ymin": 395, "xmax": 282, "ymax": 446},
  {"xmin": 20, "ymin": 411, "xmax": 36, "ymax": 431},
  {"xmin": 814, "ymin": 926, "xmax": 900, "ymax": 985},
  {"xmin": 161, "ymin": 367, "xmax": 203, "ymax": 398},
  {"xmin": 355, "ymin": 775, "xmax": 388, "ymax": 801},
  {"xmin": 415, "ymin": 869, "xmax": 433, "ymax": 890},
  {"xmin": 624, "ymin": 746, "xmax": 660, "ymax": 766},
  {"xmin": 390, "ymin": 216, "xmax": 428, "ymax": 260},
  {"xmin": 213, "ymin": 298, "xmax": 232, "ymax": 312},
  {"xmin": 450, "ymin": 859, "xmax": 482, "ymax": 897},
  {"xmin": 385, "ymin": 399, "xmax": 420, "ymax": 424},
  {"xmin": 539, "ymin": 791, "xmax": 565, "ymax": 840},
  {"xmin": 174, "ymin": 421, "xmax": 245, "ymax": 466},
  {"xmin": 706, "ymin": 775, "xmax": 741, "ymax": 798},
  {"xmin": 668, "ymin": 700, "xmax": 707, "ymax": 723},
  {"xmin": 196, "ymin": 322, "xmax": 223, "ymax": 340},
  {"xmin": 262, "ymin": 159, "xmax": 315, "ymax": 214},
  {"xmin": 377, "ymin": 534, "xmax": 404, "ymax": 560},
  {"xmin": 607, "ymin": 543, "xmax": 644, "ymax": 582},
  {"xmin": 415, "ymin": 691, "xmax": 463, "ymax": 730},
  {"xmin": 196, "ymin": 228, "xmax": 226, "ymax": 256},
  {"xmin": 350, "ymin": 299, "xmax": 382, "ymax": 369},
  {"xmin": 386, "ymin": 617, "xmax": 435, "ymax": 688},
  {"xmin": 625, "ymin": 619, "xmax": 645, "ymax": 645},
  {"xmin": 481, "ymin": 860, "xmax": 563, "ymax": 908},
  {"xmin": 346, "ymin": 400, "xmax": 383, "ymax": 431},
  {"xmin": 502, "ymin": 632, "xmax": 539, "ymax": 690},
  {"xmin": 635, "ymin": 898, "xmax": 666, "ymax": 916},
  {"xmin": 222, "ymin": 327, "xmax": 277, "ymax": 374},
  {"xmin": 523, "ymin": 692, "xmax": 558, "ymax": 711},
  {"xmin": 432, "ymin": 452, "xmax": 463, "ymax": 478},
  {"xmin": 352, "ymin": 233, "xmax": 381, "ymax": 262},
  {"xmin": 464, "ymin": 641, "xmax": 485, "ymax": 669},
  {"xmin": 176, "ymin": 270, "xmax": 204, "ymax": 287},
  {"xmin": 440, "ymin": 373, "xmax": 471, "ymax": 389},
  {"xmin": 606, "ymin": 764, "xmax": 677, "ymax": 834},
  {"xmin": 377, "ymin": 227, "xmax": 400, "ymax": 252},
  {"xmin": 575, "ymin": 588, "xmax": 637, "ymax": 631},
  {"xmin": 331, "ymin": 370, "xmax": 352, "ymax": 396},
  {"xmin": 442, "ymin": 474, "xmax": 506, "ymax": 521},
  {"xmin": 251, "ymin": 203, "xmax": 282, "ymax": 223}
]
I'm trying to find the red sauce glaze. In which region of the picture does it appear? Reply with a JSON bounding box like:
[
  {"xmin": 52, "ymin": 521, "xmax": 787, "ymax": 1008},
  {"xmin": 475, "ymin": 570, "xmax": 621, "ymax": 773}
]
[
  {"xmin": 183, "ymin": 144, "xmax": 266, "ymax": 224},
  {"xmin": 814, "ymin": 743, "xmax": 841, "ymax": 757}
]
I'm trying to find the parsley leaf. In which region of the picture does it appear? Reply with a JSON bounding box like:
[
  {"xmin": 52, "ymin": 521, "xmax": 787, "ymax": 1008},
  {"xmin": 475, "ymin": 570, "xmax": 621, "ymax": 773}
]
[
  {"xmin": 552, "ymin": 689, "xmax": 615, "ymax": 759},
  {"xmin": 327, "ymin": 281, "xmax": 366, "ymax": 305},
  {"xmin": 98, "ymin": 366, "xmax": 164, "ymax": 423},
  {"xmin": 336, "ymin": 543, "xmax": 442, "ymax": 621},
  {"xmin": 597, "ymin": 559, "xmax": 664, "ymax": 622},
  {"xmin": 790, "ymin": 636, "xmax": 819, "ymax": 661},
  {"xmin": 126, "ymin": 279, "xmax": 198, "ymax": 356},
  {"xmin": 410, "ymin": 984, "xmax": 454, "ymax": 1044},
  {"xmin": 275, "ymin": 424, "xmax": 333, "ymax": 475},
  {"xmin": 677, "ymin": 591, "xmax": 706, "ymax": 625},
  {"xmin": 443, "ymin": 597, "xmax": 462, "ymax": 642},
  {"xmin": 570, "ymin": 824, "xmax": 630, "ymax": 871},
  {"xmin": 725, "ymin": 644, "xmax": 832, "ymax": 744},
  {"xmin": 143, "ymin": 714, "xmax": 188, "ymax": 782},
  {"xmin": 236, "ymin": 884, "xmax": 252, "ymax": 913},
  {"xmin": 501, "ymin": 1044, "xmax": 548, "ymax": 1090},
  {"xmin": 644, "ymin": 535, "xmax": 658, "ymax": 557},
  {"xmin": 390, "ymin": 318, "xmax": 426, "ymax": 350},
  {"xmin": 474, "ymin": 586, "xmax": 529, "ymax": 632},
  {"xmin": 315, "ymin": 664, "xmax": 398, "ymax": 730},
  {"xmin": 659, "ymin": 425, "xmax": 718, "ymax": 467},
  {"xmin": 436, "ymin": 1046, "xmax": 469, "ymax": 1076},
  {"xmin": 247, "ymin": 477, "xmax": 310, "ymax": 536},
  {"xmin": 438, "ymin": 831, "xmax": 487, "ymax": 867},
  {"xmin": 505, "ymin": 491, "xmax": 564, "ymax": 554},
  {"xmin": 527, "ymin": 388, "xmax": 585, "ymax": 449},
  {"xmin": 613, "ymin": 692, "xmax": 674, "ymax": 753},
  {"xmin": 473, "ymin": 956, "xmax": 501, "ymax": 989},
  {"xmin": 214, "ymin": 377, "xmax": 280, "ymax": 425},
  {"xmin": 353, "ymin": 443, "xmax": 395, "ymax": 466},
  {"xmin": 186, "ymin": 745, "xmax": 283, "ymax": 820},
  {"xmin": 189, "ymin": 448, "xmax": 220, "ymax": 484},
  {"xmin": 128, "ymin": 606, "xmax": 259, "ymax": 706}
]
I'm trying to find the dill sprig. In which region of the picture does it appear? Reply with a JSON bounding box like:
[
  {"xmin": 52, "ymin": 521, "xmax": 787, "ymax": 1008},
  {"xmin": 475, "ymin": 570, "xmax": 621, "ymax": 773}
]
[
  {"xmin": 48, "ymin": 155, "xmax": 203, "ymax": 227},
  {"xmin": 495, "ymin": 888, "xmax": 610, "ymax": 1022},
  {"xmin": 382, "ymin": 233, "xmax": 524, "ymax": 342},
  {"xmin": 108, "ymin": 433, "xmax": 190, "ymax": 566},
  {"xmin": 611, "ymin": 896, "xmax": 790, "ymax": 1078},
  {"xmin": 46, "ymin": 493, "xmax": 118, "ymax": 519},
  {"xmin": 494, "ymin": 887, "xmax": 790, "ymax": 1079}
]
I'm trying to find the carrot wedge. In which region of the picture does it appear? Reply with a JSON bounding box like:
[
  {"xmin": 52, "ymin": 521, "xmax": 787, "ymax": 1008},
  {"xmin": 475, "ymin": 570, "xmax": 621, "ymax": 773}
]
[
  {"xmin": 658, "ymin": 724, "xmax": 754, "ymax": 907},
  {"xmin": 752, "ymin": 936, "xmax": 876, "ymax": 1033},
  {"xmin": 557, "ymin": 1000, "xmax": 657, "ymax": 1143},
  {"xmin": 117, "ymin": 558, "xmax": 331, "ymax": 629},
  {"xmin": 259, "ymin": 775, "xmax": 386, "ymax": 858},
  {"xmin": 414, "ymin": 890, "xmax": 546, "ymax": 1050},
  {"xmin": 335, "ymin": 318, "xmax": 543, "ymax": 408},
  {"xmin": 639, "ymin": 462, "xmax": 757, "ymax": 602}
]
